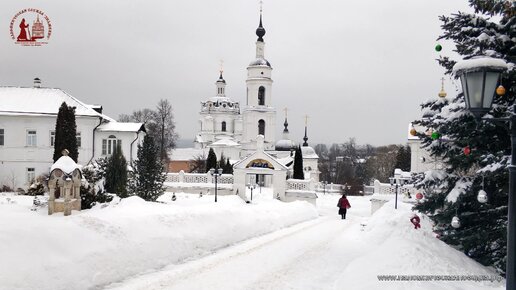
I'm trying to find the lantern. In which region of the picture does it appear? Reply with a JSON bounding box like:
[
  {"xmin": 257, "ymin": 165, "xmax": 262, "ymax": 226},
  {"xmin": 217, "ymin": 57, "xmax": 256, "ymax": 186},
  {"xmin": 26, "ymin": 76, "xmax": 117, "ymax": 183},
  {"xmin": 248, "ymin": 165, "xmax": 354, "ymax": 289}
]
[{"xmin": 453, "ymin": 56, "xmax": 508, "ymax": 118}]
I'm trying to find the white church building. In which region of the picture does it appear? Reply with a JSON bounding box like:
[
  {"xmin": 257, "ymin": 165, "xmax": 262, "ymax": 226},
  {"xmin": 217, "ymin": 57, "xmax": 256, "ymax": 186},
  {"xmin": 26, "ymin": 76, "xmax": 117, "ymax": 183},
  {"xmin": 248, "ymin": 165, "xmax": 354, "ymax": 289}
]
[
  {"xmin": 0, "ymin": 79, "xmax": 145, "ymax": 190},
  {"xmin": 170, "ymin": 11, "xmax": 320, "ymax": 184}
]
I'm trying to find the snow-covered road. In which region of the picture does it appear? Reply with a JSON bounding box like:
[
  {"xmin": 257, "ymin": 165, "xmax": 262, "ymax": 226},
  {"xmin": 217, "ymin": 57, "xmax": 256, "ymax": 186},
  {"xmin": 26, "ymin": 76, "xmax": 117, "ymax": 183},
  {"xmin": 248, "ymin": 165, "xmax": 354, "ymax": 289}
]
[{"xmin": 106, "ymin": 196, "xmax": 370, "ymax": 290}]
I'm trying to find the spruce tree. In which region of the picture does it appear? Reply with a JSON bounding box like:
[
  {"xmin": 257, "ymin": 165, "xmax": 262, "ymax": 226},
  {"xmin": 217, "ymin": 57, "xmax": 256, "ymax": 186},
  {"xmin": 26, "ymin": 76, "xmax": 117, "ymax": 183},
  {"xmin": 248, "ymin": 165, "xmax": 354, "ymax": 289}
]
[
  {"xmin": 224, "ymin": 159, "xmax": 233, "ymax": 174},
  {"xmin": 129, "ymin": 135, "xmax": 166, "ymax": 201},
  {"xmin": 105, "ymin": 144, "xmax": 128, "ymax": 198},
  {"xmin": 293, "ymin": 146, "xmax": 305, "ymax": 180},
  {"xmin": 413, "ymin": 0, "xmax": 514, "ymax": 274},
  {"xmin": 394, "ymin": 145, "xmax": 411, "ymax": 172},
  {"xmin": 218, "ymin": 154, "xmax": 226, "ymax": 171},
  {"xmin": 53, "ymin": 102, "xmax": 79, "ymax": 162},
  {"xmin": 206, "ymin": 148, "xmax": 217, "ymax": 172}
]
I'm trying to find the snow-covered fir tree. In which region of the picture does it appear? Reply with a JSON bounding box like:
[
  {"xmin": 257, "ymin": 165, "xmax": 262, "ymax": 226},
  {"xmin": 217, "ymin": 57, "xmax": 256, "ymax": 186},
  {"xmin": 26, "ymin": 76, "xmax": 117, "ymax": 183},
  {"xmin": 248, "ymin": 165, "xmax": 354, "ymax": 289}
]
[
  {"xmin": 105, "ymin": 144, "xmax": 129, "ymax": 198},
  {"xmin": 53, "ymin": 102, "xmax": 79, "ymax": 162},
  {"xmin": 413, "ymin": 0, "xmax": 515, "ymax": 274},
  {"xmin": 129, "ymin": 135, "xmax": 166, "ymax": 201}
]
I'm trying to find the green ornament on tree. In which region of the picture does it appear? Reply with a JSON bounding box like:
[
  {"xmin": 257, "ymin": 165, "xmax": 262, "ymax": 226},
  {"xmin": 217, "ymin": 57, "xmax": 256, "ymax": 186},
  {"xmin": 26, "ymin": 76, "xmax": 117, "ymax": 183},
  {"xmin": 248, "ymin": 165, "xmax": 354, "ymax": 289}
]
[
  {"xmin": 435, "ymin": 44, "xmax": 442, "ymax": 52},
  {"xmin": 431, "ymin": 132, "xmax": 440, "ymax": 140}
]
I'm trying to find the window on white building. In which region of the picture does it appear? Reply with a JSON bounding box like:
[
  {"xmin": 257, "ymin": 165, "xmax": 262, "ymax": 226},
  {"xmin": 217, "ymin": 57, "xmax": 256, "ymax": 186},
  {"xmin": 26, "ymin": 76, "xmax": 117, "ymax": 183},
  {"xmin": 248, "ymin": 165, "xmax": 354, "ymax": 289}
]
[
  {"xmin": 27, "ymin": 168, "xmax": 35, "ymax": 183},
  {"xmin": 26, "ymin": 130, "xmax": 37, "ymax": 147},
  {"xmin": 50, "ymin": 131, "xmax": 55, "ymax": 146},
  {"xmin": 258, "ymin": 119, "xmax": 265, "ymax": 136},
  {"xmin": 76, "ymin": 132, "xmax": 81, "ymax": 148},
  {"xmin": 0, "ymin": 129, "xmax": 4, "ymax": 146},
  {"xmin": 258, "ymin": 86, "xmax": 265, "ymax": 105},
  {"xmin": 221, "ymin": 121, "xmax": 226, "ymax": 132},
  {"xmin": 102, "ymin": 135, "xmax": 121, "ymax": 155}
]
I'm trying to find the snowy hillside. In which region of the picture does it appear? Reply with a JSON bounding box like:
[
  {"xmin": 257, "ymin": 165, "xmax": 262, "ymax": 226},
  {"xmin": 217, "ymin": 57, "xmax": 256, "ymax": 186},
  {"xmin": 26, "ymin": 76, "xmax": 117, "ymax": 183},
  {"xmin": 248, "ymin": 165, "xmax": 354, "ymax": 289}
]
[{"xmin": 0, "ymin": 192, "xmax": 317, "ymax": 290}]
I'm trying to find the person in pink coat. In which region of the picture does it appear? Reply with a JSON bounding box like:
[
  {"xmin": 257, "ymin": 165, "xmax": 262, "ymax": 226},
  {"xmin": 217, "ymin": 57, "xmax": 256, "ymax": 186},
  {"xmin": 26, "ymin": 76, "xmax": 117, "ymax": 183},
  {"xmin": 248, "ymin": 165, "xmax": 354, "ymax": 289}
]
[{"xmin": 337, "ymin": 194, "xmax": 351, "ymax": 219}]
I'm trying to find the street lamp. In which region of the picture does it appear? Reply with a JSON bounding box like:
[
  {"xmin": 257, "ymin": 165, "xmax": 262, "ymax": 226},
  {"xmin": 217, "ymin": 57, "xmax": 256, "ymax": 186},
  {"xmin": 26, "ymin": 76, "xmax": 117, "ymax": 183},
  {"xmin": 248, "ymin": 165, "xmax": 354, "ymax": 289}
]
[
  {"xmin": 209, "ymin": 168, "xmax": 223, "ymax": 203},
  {"xmin": 247, "ymin": 183, "xmax": 257, "ymax": 201},
  {"xmin": 453, "ymin": 56, "xmax": 512, "ymax": 289},
  {"xmin": 389, "ymin": 171, "xmax": 409, "ymax": 210},
  {"xmin": 321, "ymin": 181, "xmax": 327, "ymax": 195},
  {"xmin": 453, "ymin": 56, "xmax": 507, "ymax": 119}
]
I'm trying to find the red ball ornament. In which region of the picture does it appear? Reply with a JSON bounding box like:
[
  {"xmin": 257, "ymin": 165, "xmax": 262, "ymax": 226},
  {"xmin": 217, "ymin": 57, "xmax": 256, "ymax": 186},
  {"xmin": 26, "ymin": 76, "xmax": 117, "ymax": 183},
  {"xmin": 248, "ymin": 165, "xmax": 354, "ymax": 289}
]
[
  {"xmin": 464, "ymin": 146, "xmax": 471, "ymax": 156},
  {"xmin": 416, "ymin": 192, "xmax": 424, "ymax": 200}
]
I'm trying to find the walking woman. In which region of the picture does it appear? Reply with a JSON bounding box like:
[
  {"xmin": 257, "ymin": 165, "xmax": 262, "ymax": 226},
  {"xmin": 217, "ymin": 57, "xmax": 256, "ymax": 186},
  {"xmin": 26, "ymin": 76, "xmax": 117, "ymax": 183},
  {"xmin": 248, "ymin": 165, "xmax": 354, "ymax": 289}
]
[{"xmin": 337, "ymin": 194, "xmax": 351, "ymax": 219}]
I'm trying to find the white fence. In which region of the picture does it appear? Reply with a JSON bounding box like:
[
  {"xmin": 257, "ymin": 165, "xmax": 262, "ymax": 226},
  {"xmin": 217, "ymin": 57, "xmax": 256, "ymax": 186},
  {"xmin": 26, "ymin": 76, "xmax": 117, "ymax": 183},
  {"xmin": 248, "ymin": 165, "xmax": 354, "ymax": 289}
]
[
  {"xmin": 286, "ymin": 179, "xmax": 313, "ymax": 191},
  {"xmin": 166, "ymin": 171, "xmax": 234, "ymax": 185},
  {"xmin": 372, "ymin": 180, "xmax": 417, "ymax": 196}
]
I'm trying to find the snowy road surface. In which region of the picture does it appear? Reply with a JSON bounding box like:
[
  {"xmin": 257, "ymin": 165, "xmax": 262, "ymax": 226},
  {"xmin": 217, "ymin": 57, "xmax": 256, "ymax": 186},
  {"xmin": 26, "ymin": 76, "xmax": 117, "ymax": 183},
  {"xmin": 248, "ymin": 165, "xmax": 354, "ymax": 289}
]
[
  {"xmin": 106, "ymin": 196, "xmax": 369, "ymax": 290},
  {"xmin": 108, "ymin": 210, "xmax": 362, "ymax": 290},
  {"xmin": 106, "ymin": 194, "xmax": 503, "ymax": 290}
]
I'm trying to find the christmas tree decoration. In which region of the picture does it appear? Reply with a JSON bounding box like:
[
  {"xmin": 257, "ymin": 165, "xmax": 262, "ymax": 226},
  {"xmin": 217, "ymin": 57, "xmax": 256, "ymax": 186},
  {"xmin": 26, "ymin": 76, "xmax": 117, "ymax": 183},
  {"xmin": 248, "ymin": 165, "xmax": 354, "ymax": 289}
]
[
  {"xmin": 435, "ymin": 44, "xmax": 442, "ymax": 52},
  {"xmin": 496, "ymin": 85, "xmax": 506, "ymax": 96},
  {"xmin": 416, "ymin": 192, "xmax": 424, "ymax": 200},
  {"xmin": 477, "ymin": 189, "xmax": 488, "ymax": 203},
  {"xmin": 431, "ymin": 131, "xmax": 440, "ymax": 140},
  {"xmin": 410, "ymin": 128, "xmax": 417, "ymax": 136},
  {"xmin": 463, "ymin": 146, "xmax": 471, "ymax": 156},
  {"xmin": 451, "ymin": 216, "xmax": 461, "ymax": 229}
]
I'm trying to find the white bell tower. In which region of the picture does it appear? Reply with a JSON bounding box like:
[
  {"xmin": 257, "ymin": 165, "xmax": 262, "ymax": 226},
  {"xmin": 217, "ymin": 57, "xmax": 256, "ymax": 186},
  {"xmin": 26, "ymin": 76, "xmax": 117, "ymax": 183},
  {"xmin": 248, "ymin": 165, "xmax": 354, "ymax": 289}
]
[{"xmin": 242, "ymin": 7, "xmax": 276, "ymax": 152}]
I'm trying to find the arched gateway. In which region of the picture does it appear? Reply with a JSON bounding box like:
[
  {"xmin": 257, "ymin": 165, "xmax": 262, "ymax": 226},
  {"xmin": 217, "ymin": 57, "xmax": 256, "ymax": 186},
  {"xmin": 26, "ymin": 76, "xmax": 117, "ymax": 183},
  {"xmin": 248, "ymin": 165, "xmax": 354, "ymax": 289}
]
[{"xmin": 232, "ymin": 135, "xmax": 287, "ymax": 200}]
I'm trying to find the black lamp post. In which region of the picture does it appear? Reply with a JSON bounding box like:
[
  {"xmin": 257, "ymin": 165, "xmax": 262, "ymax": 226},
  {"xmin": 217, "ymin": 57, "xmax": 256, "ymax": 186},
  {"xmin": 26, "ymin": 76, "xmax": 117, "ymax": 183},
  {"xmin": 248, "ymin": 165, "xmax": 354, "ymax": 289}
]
[
  {"xmin": 453, "ymin": 56, "xmax": 511, "ymax": 289},
  {"xmin": 247, "ymin": 183, "xmax": 257, "ymax": 201},
  {"xmin": 209, "ymin": 167, "xmax": 223, "ymax": 203},
  {"xmin": 389, "ymin": 172, "xmax": 409, "ymax": 210},
  {"xmin": 322, "ymin": 181, "xmax": 327, "ymax": 195}
]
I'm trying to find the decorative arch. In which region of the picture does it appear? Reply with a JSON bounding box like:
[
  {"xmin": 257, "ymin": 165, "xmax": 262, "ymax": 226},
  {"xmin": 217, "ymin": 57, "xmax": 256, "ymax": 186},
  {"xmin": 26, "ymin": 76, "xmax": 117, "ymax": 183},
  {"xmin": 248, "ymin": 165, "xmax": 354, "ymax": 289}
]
[
  {"xmin": 258, "ymin": 86, "xmax": 265, "ymax": 105},
  {"xmin": 221, "ymin": 121, "xmax": 227, "ymax": 132},
  {"xmin": 258, "ymin": 119, "xmax": 265, "ymax": 136}
]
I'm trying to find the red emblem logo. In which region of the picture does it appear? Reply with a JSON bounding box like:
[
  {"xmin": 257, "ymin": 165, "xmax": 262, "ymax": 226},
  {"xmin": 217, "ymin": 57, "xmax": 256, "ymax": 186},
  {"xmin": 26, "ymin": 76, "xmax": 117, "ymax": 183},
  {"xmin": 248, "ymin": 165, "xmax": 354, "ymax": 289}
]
[{"xmin": 10, "ymin": 9, "xmax": 52, "ymax": 46}]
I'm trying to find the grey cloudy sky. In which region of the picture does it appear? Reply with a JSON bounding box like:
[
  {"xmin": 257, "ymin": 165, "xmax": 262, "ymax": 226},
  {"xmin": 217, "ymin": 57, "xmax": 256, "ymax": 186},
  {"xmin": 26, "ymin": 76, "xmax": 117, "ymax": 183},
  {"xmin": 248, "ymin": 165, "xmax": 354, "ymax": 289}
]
[{"xmin": 0, "ymin": 0, "xmax": 471, "ymax": 146}]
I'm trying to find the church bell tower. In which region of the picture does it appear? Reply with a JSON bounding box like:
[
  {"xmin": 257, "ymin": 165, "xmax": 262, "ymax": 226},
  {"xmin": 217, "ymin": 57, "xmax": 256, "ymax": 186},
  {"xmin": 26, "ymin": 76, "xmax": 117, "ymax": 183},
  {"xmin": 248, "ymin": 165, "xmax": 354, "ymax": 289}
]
[{"xmin": 242, "ymin": 7, "xmax": 276, "ymax": 152}]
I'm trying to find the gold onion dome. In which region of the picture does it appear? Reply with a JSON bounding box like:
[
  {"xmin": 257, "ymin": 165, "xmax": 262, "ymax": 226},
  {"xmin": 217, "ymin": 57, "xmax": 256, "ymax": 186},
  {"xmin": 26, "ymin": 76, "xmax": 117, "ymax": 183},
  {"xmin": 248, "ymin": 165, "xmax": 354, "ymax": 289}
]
[
  {"xmin": 438, "ymin": 77, "xmax": 447, "ymax": 98},
  {"xmin": 438, "ymin": 89, "xmax": 447, "ymax": 98}
]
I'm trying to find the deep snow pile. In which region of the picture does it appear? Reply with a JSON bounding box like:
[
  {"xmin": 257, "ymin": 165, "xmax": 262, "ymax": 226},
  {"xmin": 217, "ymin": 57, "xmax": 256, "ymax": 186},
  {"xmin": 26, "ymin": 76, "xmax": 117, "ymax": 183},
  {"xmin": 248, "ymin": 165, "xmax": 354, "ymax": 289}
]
[
  {"xmin": 0, "ymin": 192, "xmax": 317, "ymax": 290},
  {"xmin": 336, "ymin": 199, "xmax": 504, "ymax": 290}
]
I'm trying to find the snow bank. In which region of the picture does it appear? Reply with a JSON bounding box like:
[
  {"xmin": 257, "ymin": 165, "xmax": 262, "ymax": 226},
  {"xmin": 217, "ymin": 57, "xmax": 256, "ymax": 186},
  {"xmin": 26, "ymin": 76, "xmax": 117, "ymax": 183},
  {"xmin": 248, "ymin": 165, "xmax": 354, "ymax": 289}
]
[
  {"xmin": 336, "ymin": 200, "xmax": 504, "ymax": 290},
  {"xmin": 0, "ymin": 193, "xmax": 317, "ymax": 290}
]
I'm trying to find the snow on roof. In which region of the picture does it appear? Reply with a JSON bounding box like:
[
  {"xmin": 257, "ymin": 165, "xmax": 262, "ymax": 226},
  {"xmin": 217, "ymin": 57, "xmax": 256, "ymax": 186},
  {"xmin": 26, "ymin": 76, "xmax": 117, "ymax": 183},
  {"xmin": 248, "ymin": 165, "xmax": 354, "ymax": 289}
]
[
  {"xmin": 50, "ymin": 156, "xmax": 82, "ymax": 174},
  {"xmin": 301, "ymin": 146, "xmax": 319, "ymax": 159},
  {"xmin": 276, "ymin": 156, "xmax": 294, "ymax": 168},
  {"xmin": 97, "ymin": 122, "xmax": 145, "ymax": 132},
  {"xmin": 169, "ymin": 148, "xmax": 208, "ymax": 161},
  {"xmin": 0, "ymin": 87, "xmax": 105, "ymax": 118},
  {"xmin": 210, "ymin": 138, "xmax": 240, "ymax": 147},
  {"xmin": 452, "ymin": 57, "xmax": 508, "ymax": 74}
]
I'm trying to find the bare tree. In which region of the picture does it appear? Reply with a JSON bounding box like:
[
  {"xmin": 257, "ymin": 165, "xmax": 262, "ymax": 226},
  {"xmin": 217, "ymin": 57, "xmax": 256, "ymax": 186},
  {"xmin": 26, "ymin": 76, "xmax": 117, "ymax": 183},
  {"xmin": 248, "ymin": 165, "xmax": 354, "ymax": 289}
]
[
  {"xmin": 118, "ymin": 101, "xmax": 178, "ymax": 162},
  {"xmin": 155, "ymin": 99, "xmax": 178, "ymax": 161}
]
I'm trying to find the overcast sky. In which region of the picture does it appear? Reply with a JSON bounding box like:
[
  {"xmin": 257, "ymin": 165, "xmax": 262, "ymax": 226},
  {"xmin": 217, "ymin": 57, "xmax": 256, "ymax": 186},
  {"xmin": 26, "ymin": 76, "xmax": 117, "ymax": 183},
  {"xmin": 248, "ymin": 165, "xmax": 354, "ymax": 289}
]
[{"xmin": 0, "ymin": 0, "xmax": 472, "ymax": 146}]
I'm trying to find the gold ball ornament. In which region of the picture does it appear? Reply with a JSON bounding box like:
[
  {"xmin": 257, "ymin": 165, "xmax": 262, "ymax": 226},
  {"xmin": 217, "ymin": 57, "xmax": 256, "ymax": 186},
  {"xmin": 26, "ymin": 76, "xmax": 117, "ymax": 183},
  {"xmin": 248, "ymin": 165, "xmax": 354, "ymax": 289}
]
[
  {"xmin": 496, "ymin": 85, "xmax": 506, "ymax": 96},
  {"xmin": 410, "ymin": 128, "xmax": 417, "ymax": 136}
]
